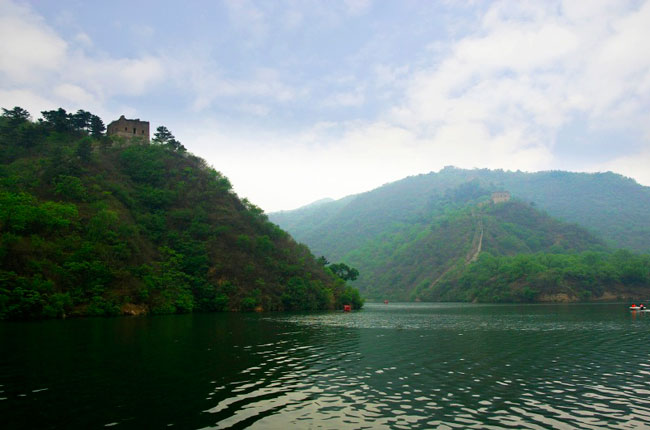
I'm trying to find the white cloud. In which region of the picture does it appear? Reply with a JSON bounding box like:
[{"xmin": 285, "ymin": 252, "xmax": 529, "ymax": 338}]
[
  {"xmin": 53, "ymin": 83, "xmax": 95, "ymax": 105},
  {"xmin": 0, "ymin": 0, "xmax": 67, "ymax": 83},
  {"xmin": 390, "ymin": 0, "xmax": 650, "ymax": 175},
  {"xmin": 74, "ymin": 32, "xmax": 93, "ymax": 48},
  {"xmin": 169, "ymin": 56, "xmax": 300, "ymax": 111},
  {"xmin": 0, "ymin": 0, "xmax": 166, "ymax": 118},
  {"xmin": 0, "ymin": 89, "xmax": 59, "ymax": 115},
  {"xmin": 2, "ymin": 0, "xmax": 650, "ymax": 212},
  {"xmin": 184, "ymin": 0, "xmax": 650, "ymax": 211},
  {"xmin": 597, "ymin": 150, "xmax": 650, "ymax": 187},
  {"xmin": 179, "ymin": 116, "xmax": 555, "ymax": 211},
  {"xmin": 67, "ymin": 55, "xmax": 165, "ymax": 96}
]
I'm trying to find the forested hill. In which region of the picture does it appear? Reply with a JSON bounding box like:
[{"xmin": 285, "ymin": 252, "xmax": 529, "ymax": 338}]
[
  {"xmin": 326, "ymin": 197, "xmax": 609, "ymax": 301},
  {"xmin": 270, "ymin": 166, "xmax": 650, "ymax": 255},
  {"xmin": 0, "ymin": 107, "xmax": 362, "ymax": 320},
  {"xmin": 270, "ymin": 174, "xmax": 650, "ymax": 303}
]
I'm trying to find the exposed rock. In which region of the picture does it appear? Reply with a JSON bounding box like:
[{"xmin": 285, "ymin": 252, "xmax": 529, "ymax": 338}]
[
  {"xmin": 121, "ymin": 303, "xmax": 148, "ymax": 316},
  {"xmin": 537, "ymin": 293, "xmax": 575, "ymax": 303}
]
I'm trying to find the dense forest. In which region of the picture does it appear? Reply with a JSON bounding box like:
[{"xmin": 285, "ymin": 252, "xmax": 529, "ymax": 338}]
[
  {"xmin": 431, "ymin": 250, "xmax": 650, "ymax": 303},
  {"xmin": 0, "ymin": 107, "xmax": 363, "ymax": 320},
  {"xmin": 271, "ymin": 179, "xmax": 650, "ymax": 302}
]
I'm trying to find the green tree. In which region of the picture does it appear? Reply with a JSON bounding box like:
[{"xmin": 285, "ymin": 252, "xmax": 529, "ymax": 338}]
[
  {"xmin": 152, "ymin": 126, "xmax": 175, "ymax": 145},
  {"xmin": 2, "ymin": 106, "xmax": 30, "ymax": 125},
  {"xmin": 90, "ymin": 115, "xmax": 105, "ymax": 138},
  {"xmin": 71, "ymin": 110, "xmax": 92, "ymax": 131},
  {"xmin": 152, "ymin": 125, "xmax": 185, "ymax": 152},
  {"xmin": 316, "ymin": 256, "xmax": 330, "ymax": 266},
  {"xmin": 328, "ymin": 263, "xmax": 359, "ymax": 281},
  {"xmin": 54, "ymin": 175, "xmax": 87, "ymax": 201},
  {"xmin": 41, "ymin": 108, "xmax": 71, "ymax": 132}
]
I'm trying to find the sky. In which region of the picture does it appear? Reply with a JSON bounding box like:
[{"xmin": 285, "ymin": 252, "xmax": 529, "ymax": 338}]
[{"xmin": 1, "ymin": 0, "xmax": 650, "ymax": 212}]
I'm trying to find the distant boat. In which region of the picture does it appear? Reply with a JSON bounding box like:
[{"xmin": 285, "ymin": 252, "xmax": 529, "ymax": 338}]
[
  {"xmin": 630, "ymin": 304, "xmax": 647, "ymax": 311},
  {"xmin": 384, "ymin": 300, "xmax": 389, "ymax": 304},
  {"xmin": 343, "ymin": 305, "xmax": 351, "ymax": 312}
]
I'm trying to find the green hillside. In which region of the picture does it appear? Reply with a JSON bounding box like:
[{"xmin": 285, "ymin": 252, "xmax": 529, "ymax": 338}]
[
  {"xmin": 344, "ymin": 198, "xmax": 606, "ymax": 300},
  {"xmin": 270, "ymin": 175, "xmax": 650, "ymax": 302},
  {"xmin": 0, "ymin": 107, "xmax": 362, "ymax": 320},
  {"xmin": 271, "ymin": 166, "xmax": 650, "ymax": 254},
  {"xmin": 429, "ymin": 250, "xmax": 650, "ymax": 303}
]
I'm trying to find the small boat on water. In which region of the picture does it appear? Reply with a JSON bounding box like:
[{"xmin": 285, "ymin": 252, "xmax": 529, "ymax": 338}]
[{"xmin": 630, "ymin": 304, "xmax": 648, "ymax": 311}]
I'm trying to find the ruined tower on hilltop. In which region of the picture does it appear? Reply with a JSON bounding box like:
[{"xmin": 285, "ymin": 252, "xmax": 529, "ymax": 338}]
[
  {"xmin": 107, "ymin": 115, "xmax": 150, "ymax": 143},
  {"xmin": 491, "ymin": 191, "xmax": 511, "ymax": 204}
]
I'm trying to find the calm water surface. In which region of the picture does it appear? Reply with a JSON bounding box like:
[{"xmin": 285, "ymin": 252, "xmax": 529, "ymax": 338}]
[{"xmin": 1, "ymin": 302, "xmax": 650, "ymax": 429}]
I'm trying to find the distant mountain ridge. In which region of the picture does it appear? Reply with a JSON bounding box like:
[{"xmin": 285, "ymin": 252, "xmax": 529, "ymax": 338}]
[
  {"xmin": 269, "ymin": 167, "xmax": 650, "ymax": 301},
  {"xmin": 271, "ymin": 167, "xmax": 650, "ymax": 255}
]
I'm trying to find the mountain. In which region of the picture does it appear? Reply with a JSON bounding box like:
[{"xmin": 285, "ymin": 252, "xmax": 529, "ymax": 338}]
[
  {"xmin": 0, "ymin": 107, "xmax": 362, "ymax": 320},
  {"xmin": 271, "ymin": 167, "xmax": 650, "ymax": 255},
  {"xmin": 270, "ymin": 169, "xmax": 650, "ymax": 302},
  {"xmin": 356, "ymin": 199, "xmax": 607, "ymax": 300}
]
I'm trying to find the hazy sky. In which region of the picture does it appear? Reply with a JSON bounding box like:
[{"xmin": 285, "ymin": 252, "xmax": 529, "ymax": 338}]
[{"xmin": 2, "ymin": 0, "xmax": 650, "ymax": 211}]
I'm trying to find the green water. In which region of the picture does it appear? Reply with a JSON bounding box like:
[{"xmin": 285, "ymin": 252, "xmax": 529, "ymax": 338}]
[{"xmin": 1, "ymin": 303, "xmax": 650, "ymax": 429}]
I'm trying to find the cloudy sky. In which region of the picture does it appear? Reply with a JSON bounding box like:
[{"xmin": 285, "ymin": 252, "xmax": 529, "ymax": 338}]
[{"xmin": 2, "ymin": 0, "xmax": 650, "ymax": 211}]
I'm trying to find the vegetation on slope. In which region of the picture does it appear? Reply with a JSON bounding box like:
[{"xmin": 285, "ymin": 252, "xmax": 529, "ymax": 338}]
[
  {"xmin": 270, "ymin": 166, "xmax": 650, "ymax": 255},
  {"xmin": 432, "ymin": 250, "xmax": 650, "ymax": 303},
  {"xmin": 270, "ymin": 168, "xmax": 650, "ymax": 303},
  {"xmin": 348, "ymin": 195, "xmax": 606, "ymax": 300},
  {"xmin": 0, "ymin": 107, "xmax": 362, "ymax": 320}
]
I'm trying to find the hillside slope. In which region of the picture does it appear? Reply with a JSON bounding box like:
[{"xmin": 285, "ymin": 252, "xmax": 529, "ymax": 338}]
[
  {"xmin": 345, "ymin": 199, "xmax": 607, "ymax": 300},
  {"xmin": 271, "ymin": 167, "xmax": 650, "ymax": 254},
  {"xmin": 0, "ymin": 108, "xmax": 362, "ymax": 319},
  {"xmin": 271, "ymin": 170, "xmax": 650, "ymax": 303}
]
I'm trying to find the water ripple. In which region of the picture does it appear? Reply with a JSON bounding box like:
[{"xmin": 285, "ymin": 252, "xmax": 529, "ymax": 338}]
[{"xmin": 194, "ymin": 303, "xmax": 650, "ymax": 429}]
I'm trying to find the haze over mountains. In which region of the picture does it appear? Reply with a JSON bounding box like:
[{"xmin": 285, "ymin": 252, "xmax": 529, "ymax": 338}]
[{"xmin": 270, "ymin": 167, "xmax": 650, "ymax": 301}]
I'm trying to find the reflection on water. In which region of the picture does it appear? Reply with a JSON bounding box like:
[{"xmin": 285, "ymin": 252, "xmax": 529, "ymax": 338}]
[{"xmin": 1, "ymin": 303, "xmax": 650, "ymax": 429}]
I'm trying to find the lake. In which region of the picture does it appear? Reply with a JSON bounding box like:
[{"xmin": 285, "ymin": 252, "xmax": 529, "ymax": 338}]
[{"xmin": 1, "ymin": 302, "xmax": 649, "ymax": 429}]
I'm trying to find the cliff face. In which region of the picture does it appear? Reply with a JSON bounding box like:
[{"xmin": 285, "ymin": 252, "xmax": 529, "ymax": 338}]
[{"xmin": 0, "ymin": 111, "xmax": 361, "ymax": 319}]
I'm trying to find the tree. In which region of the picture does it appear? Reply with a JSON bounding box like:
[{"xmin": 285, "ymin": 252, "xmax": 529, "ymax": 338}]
[
  {"xmin": 328, "ymin": 263, "xmax": 359, "ymax": 281},
  {"xmin": 1, "ymin": 107, "xmax": 35, "ymax": 150},
  {"xmin": 316, "ymin": 256, "xmax": 330, "ymax": 266},
  {"xmin": 90, "ymin": 115, "xmax": 105, "ymax": 138},
  {"xmin": 71, "ymin": 110, "xmax": 92, "ymax": 131},
  {"xmin": 153, "ymin": 125, "xmax": 186, "ymax": 152},
  {"xmin": 168, "ymin": 138, "xmax": 186, "ymax": 152},
  {"xmin": 152, "ymin": 126, "xmax": 175, "ymax": 145},
  {"xmin": 41, "ymin": 108, "xmax": 71, "ymax": 132},
  {"xmin": 2, "ymin": 106, "xmax": 30, "ymax": 124}
]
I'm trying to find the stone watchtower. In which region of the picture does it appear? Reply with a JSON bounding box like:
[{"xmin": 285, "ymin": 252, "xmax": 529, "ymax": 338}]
[
  {"xmin": 107, "ymin": 115, "xmax": 150, "ymax": 143},
  {"xmin": 491, "ymin": 191, "xmax": 511, "ymax": 204}
]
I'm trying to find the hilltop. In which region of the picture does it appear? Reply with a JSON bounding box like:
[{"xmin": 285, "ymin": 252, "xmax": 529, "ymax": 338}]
[{"xmin": 0, "ymin": 107, "xmax": 362, "ymax": 319}]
